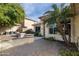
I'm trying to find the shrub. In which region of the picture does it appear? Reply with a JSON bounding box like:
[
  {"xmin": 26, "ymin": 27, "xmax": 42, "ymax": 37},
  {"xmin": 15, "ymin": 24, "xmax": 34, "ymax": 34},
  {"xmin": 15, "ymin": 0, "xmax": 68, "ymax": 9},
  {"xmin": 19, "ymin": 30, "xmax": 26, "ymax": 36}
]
[
  {"xmin": 3, "ymin": 32, "xmax": 6, "ymax": 35},
  {"xmin": 34, "ymin": 32, "xmax": 42, "ymax": 37},
  {"xmin": 60, "ymin": 49, "xmax": 79, "ymax": 56},
  {"xmin": 24, "ymin": 29, "xmax": 34, "ymax": 34},
  {"xmin": 45, "ymin": 37, "xmax": 55, "ymax": 41}
]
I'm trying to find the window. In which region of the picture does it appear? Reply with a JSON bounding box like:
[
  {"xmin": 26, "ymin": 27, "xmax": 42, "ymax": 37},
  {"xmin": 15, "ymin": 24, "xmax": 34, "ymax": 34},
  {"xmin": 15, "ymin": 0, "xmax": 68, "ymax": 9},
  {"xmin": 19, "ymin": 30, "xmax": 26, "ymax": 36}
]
[
  {"xmin": 54, "ymin": 27, "xmax": 57, "ymax": 34},
  {"xmin": 49, "ymin": 27, "xmax": 57, "ymax": 34},
  {"xmin": 49, "ymin": 28, "xmax": 53, "ymax": 34},
  {"xmin": 35, "ymin": 27, "xmax": 40, "ymax": 32}
]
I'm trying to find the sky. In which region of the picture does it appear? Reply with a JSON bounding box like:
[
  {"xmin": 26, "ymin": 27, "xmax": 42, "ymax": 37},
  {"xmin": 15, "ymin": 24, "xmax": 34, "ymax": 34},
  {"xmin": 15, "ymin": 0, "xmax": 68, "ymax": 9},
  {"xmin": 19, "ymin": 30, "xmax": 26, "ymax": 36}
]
[
  {"xmin": 21, "ymin": 3, "xmax": 53, "ymax": 21},
  {"xmin": 21, "ymin": 3, "xmax": 69, "ymax": 22}
]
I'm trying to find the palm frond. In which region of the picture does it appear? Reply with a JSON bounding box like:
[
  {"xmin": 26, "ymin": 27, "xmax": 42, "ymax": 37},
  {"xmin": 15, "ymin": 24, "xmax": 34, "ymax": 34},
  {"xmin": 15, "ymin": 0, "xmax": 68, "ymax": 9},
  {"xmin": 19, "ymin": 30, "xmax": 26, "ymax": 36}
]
[
  {"xmin": 61, "ymin": 3, "xmax": 65, "ymax": 9},
  {"xmin": 44, "ymin": 11, "xmax": 53, "ymax": 15},
  {"xmin": 46, "ymin": 17, "xmax": 56, "ymax": 26},
  {"xmin": 52, "ymin": 4, "xmax": 58, "ymax": 11}
]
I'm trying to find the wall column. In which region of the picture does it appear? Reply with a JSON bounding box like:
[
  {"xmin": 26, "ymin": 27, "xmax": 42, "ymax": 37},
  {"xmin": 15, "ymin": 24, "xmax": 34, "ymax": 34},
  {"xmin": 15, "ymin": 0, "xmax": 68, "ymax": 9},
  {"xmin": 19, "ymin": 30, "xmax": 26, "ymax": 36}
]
[{"xmin": 71, "ymin": 18, "xmax": 75, "ymax": 43}]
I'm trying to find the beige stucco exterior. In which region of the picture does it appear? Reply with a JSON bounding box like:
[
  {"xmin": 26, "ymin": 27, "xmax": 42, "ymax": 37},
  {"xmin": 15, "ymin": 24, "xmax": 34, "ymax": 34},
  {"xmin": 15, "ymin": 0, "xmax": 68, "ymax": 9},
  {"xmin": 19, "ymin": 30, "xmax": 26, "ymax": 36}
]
[
  {"xmin": 74, "ymin": 15, "xmax": 79, "ymax": 43},
  {"xmin": 40, "ymin": 20, "xmax": 63, "ymax": 41},
  {"xmin": 45, "ymin": 25, "xmax": 63, "ymax": 41},
  {"xmin": 40, "ymin": 21, "xmax": 44, "ymax": 36},
  {"xmin": 23, "ymin": 18, "xmax": 37, "ymax": 32},
  {"xmin": 71, "ymin": 15, "xmax": 79, "ymax": 43},
  {"xmin": 71, "ymin": 4, "xmax": 79, "ymax": 43}
]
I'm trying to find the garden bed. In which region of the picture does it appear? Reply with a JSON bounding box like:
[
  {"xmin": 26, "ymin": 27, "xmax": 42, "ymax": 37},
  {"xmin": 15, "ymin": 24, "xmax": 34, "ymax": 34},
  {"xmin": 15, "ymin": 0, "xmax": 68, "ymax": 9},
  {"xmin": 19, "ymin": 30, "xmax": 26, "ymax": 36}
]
[{"xmin": 60, "ymin": 48, "xmax": 79, "ymax": 56}]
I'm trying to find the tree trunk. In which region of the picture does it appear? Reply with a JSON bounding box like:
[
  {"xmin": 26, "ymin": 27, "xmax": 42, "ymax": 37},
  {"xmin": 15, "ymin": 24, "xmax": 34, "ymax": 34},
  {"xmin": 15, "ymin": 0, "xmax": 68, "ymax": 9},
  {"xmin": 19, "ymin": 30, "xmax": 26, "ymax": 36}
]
[
  {"xmin": 56, "ymin": 18, "xmax": 69, "ymax": 45},
  {"xmin": 67, "ymin": 23, "xmax": 71, "ymax": 43}
]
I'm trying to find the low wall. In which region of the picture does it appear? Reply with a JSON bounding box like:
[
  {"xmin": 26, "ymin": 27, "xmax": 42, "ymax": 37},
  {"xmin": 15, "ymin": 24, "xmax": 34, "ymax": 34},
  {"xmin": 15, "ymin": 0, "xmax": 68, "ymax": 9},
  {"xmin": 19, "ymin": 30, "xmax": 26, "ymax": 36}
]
[{"xmin": 45, "ymin": 34, "xmax": 64, "ymax": 41}]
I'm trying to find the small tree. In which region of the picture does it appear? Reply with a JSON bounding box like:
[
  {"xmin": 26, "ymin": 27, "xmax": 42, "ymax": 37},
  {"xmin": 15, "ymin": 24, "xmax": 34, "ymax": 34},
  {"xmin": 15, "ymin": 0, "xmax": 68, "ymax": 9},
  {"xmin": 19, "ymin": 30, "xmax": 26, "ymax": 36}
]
[
  {"xmin": 0, "ymin": 3, "xmax": 25, "ymax": 32},
  {"xmin": 44, "ymin": 4, "xmax": 73, "ymax": 45}
]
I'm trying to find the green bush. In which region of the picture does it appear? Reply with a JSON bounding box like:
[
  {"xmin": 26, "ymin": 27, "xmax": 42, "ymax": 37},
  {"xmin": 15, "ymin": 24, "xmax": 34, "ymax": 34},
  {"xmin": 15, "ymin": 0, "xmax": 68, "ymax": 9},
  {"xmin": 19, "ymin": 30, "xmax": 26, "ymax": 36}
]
[
  {"xmin": 24, "ymin": 29, "xmax": 34, "ymax": 34},
  {"xmin": 34, "ymin": 32, "xmax": 42, "ymax": 37},
  {"xmin": 3, "ymin": 32, "xmax": 6, "ymax": 35},
  {"xmin": 45, "ymin": 37, "xmax": 55, "ymax": 41},
  {"xmin": 60, "ymin": 49, "xmax": 79, "ymax": 56},
  {"xmin": 0, "ymin": 4, "xmax": 25, "ymax": 32}
]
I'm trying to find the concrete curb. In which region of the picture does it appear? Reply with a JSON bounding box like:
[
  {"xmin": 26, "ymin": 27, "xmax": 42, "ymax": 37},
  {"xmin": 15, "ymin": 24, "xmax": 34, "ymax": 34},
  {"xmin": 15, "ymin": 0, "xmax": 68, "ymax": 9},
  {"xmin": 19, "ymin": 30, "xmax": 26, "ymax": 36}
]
[{"xmin": 0, "ymin": 38, "xmax": 34, "ymax": 52}]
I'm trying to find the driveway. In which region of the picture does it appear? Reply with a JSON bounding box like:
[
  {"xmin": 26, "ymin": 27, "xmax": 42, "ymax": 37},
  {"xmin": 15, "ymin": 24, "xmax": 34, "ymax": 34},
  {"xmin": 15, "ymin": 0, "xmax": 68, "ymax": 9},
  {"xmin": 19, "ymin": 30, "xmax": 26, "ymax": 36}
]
[{"xmin": 0, "ymin": 37, "xmax": 64, "ymax": 56}]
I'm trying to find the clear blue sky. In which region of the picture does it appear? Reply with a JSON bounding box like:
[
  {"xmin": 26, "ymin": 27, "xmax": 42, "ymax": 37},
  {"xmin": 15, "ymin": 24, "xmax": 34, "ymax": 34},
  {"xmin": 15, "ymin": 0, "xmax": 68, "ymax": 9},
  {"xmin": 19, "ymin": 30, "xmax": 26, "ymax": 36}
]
[{"xmin": 21, "ymin": 3, "xmax": 53, "ymax": 21}]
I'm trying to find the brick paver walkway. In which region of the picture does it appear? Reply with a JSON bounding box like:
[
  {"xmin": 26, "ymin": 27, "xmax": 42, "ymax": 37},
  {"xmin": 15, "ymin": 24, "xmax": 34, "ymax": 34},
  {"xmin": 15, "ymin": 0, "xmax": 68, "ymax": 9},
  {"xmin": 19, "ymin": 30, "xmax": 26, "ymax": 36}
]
[{"xmin": 0, "ymin": 37, "xmax": 64, "ymax": 56}]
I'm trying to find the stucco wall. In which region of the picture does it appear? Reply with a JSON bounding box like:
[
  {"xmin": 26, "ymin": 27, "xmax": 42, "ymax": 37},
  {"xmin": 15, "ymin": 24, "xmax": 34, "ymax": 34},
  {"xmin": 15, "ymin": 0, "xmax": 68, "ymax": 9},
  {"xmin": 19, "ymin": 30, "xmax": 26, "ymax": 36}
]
[
  {"xmin": 74, "ymin": 15, "xmax": 79, "ymax": 43},
  {"xmin": 40, "ymin": 21, "xmax": 63, "ymax": 41},
  {"xmin": 45, "ymin": 25, "xmax": 63, "ymax": 41},
  {"xmin": 71, "ymin": 4, "xmax": 79, "ymax": 43},
  {"xmin": 24, "ymin": 19, "xmax": 36, "ymax": 31},
  {"xmin": 40, "ymin": 22, "xmax": 44, "ymax": 36}
]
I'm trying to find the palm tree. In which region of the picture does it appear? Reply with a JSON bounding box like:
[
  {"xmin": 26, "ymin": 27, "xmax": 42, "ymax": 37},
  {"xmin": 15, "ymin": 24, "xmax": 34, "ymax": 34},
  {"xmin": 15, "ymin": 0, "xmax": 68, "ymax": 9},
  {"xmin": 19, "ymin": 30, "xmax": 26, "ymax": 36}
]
[{"xmin": 44, "ymin": 4, "xmax": 73, "ymax": 45}]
